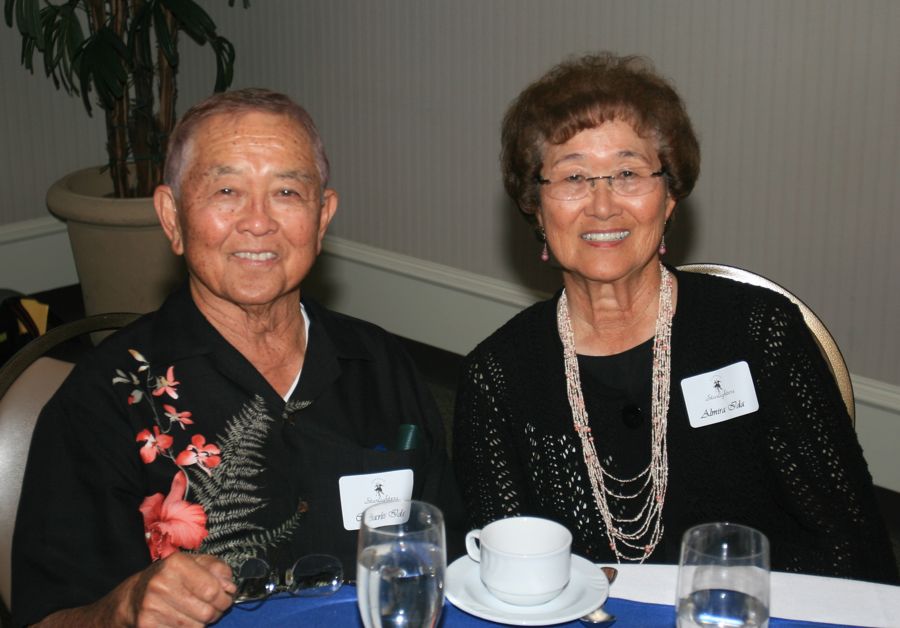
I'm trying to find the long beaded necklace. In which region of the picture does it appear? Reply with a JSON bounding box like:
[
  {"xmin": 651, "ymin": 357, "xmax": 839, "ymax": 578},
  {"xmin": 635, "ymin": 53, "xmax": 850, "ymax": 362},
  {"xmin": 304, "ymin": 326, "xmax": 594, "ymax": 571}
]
[{"xmin": 556, "ymin": 262, "xmax": 673, "ymax": 562}]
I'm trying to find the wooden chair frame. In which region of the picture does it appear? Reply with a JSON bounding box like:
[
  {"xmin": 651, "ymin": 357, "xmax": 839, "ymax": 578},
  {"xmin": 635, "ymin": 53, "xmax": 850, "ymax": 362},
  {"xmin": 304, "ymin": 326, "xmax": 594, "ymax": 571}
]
[
  {"xmin": 0, "ymin": 312, "xmax": 140, "ymax": 613},
  {"xmin": 678, "ymin": 263, "xmax": 854, "ymax": 424}
]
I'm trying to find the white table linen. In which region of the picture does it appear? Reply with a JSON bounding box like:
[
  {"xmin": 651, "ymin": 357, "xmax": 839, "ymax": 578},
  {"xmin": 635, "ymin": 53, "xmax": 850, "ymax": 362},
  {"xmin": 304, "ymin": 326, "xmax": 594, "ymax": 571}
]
[{"xmin": 611, "ymin": 564, "xmax": 900, "ymax": 627}]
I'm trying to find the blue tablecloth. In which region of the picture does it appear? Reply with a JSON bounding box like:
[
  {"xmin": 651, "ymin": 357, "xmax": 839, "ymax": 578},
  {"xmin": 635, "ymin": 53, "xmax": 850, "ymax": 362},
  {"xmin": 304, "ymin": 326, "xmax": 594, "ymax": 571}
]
[{"xmin": 213, "ymin": 585, "xmax": 860, "ymax": 627}]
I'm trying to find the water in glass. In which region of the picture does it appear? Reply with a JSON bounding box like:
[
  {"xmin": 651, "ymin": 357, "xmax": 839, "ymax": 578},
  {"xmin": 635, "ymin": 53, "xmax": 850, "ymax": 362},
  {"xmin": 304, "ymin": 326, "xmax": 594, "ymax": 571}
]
[
  {"xmin": 357, "ymin": 541, "xmax": 443, "ymax": 628},
  {"xmin": 357, "ymin": 500, "xmax": 446, "ymax": 628},
  {"xmin": 677, "ymin": 588, "xmax": 769, "ymax": 628},
  {"xmin": 676, "ymin": 523, "xmax": 770, "ymax": 628}
]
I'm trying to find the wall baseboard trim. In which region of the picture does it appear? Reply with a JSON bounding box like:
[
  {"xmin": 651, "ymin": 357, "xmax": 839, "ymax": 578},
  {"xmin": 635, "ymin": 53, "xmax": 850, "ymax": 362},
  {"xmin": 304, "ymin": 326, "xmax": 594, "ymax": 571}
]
[
  {"xmin": 304, "ymin": 236, "xmax": 549, "ymax": 358},
  {"xmin": 852, "ymin": 375, "xmax": 900, "ymax": 414},
  {"xmin": 322, "ymin": 236, "xmax": 547, "ymax": 310},
  {"xmin": 2, "ymin": 221, "xmax": 898, "ymax": 490},
  {"xmin": 0, "ymin": 215, "xmax": 66, "ymax": 245},
  {"xmin": 0, "ymin": 216, "xmax": 76, "ymax": 292}
]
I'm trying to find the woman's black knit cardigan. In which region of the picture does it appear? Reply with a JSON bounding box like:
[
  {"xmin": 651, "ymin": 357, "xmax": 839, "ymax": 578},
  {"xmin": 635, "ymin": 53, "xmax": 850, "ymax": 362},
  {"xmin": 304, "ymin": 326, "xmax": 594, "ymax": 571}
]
[{"xmin": 453, "ymin": 268, "xmax": 898, "ymax": 583}]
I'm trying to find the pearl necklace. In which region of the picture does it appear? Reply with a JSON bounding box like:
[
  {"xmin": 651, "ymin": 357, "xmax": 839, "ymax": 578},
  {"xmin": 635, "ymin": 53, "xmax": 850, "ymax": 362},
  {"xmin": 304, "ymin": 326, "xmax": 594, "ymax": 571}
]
[{"xmin": 556, "ymin": 263, "xmax": 673, "ymax": 562}]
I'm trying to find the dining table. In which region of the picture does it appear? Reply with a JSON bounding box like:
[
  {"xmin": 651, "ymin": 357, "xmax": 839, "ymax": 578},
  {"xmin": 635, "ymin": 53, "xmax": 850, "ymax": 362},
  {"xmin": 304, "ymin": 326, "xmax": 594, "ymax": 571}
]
[{"xmin": 213, "ymin": 562, "xmax": 900, "ymax": 627}]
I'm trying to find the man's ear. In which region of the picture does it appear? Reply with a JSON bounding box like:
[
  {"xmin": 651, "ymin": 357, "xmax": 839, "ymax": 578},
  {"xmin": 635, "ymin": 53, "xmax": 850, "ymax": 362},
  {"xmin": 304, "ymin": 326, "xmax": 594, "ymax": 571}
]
[
  {"xmin": 155, "ymin": 185, "xmax": 184, "ymax": 256},
  {"xmin": 315, "ymin": 188, "xmax": 339, "ymax": 254}
]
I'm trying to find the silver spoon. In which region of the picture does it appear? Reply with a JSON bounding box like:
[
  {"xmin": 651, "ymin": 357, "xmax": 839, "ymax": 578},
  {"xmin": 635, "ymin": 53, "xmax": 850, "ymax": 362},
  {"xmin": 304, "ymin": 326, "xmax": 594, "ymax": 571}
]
[{"xmin": 580, "ymin": 566, "xmax": 618, "ymax": 624}]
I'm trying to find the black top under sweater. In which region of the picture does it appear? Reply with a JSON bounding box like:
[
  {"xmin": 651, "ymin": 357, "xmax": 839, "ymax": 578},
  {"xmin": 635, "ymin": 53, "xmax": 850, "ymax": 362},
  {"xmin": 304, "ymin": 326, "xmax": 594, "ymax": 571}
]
[{"xmin": 453, "ymin": 267, "xmax": 898, "ymax": 584}]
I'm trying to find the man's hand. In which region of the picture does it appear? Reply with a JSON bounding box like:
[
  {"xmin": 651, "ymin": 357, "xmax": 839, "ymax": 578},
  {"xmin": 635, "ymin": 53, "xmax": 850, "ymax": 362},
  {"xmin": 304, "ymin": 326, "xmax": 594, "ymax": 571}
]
[
  {"xmin": 36, "ymin": 552, "xmax": 237, "ymax": 627},
  {"xmin": 123, "ymin": 553, "xmax": 237, "ymax": 626}
]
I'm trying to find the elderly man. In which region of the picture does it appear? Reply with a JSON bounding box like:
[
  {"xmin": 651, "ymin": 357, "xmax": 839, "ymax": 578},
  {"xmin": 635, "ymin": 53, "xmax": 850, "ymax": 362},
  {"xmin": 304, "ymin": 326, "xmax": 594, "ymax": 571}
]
[{"xmin": 13, "ymin": 89, "xmax": 463, "ymax": 626}]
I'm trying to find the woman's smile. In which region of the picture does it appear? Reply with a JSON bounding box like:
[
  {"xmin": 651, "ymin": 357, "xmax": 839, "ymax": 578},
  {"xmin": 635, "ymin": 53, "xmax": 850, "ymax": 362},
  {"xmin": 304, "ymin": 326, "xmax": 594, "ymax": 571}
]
[{"xmin": 581, "ymin": 230, "xmax": 630, "ymax": 243}]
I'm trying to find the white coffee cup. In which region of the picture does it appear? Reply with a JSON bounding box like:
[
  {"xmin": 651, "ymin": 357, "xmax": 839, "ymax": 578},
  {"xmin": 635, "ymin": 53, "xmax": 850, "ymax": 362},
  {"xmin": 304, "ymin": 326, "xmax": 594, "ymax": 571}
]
[{"xmin": 465, "ymin": 516, "xmax": 572, "ymax": 606}]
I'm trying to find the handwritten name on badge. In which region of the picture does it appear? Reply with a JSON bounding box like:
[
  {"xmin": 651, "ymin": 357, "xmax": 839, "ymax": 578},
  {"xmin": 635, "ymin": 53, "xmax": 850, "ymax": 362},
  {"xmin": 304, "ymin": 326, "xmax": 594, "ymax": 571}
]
[
  {"xmin": 338, "ymin": 469, "xmax": 413, "ymax": 531},
  {"xmin": 680, "ymin": 361, "xmax": 759, "ymax": 428},
  {"xmin": 362, "ymin": 504, "xmax": 412, "ymax": 529}
]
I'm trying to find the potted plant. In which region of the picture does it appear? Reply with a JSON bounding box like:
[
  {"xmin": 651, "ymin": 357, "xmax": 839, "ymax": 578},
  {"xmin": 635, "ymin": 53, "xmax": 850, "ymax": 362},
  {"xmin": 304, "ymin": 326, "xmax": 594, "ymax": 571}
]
[{"xmin": 4, "ymin": 0, "xmax": 247, "ymax": 316}]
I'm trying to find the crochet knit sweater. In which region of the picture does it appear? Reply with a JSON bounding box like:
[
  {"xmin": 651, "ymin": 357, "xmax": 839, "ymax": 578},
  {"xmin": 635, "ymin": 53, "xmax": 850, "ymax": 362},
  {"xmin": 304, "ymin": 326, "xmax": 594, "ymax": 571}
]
[{"xmin": 453, "ymin": 268, "xmax": 898, "ymax": 583}]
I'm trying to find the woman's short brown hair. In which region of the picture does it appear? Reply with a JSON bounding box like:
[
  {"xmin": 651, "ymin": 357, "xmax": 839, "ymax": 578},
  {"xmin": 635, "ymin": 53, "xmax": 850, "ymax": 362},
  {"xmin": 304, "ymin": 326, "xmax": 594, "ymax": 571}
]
[{"xmin": 501, "ymin": 53, "xmax": 700, "ymax": 222}]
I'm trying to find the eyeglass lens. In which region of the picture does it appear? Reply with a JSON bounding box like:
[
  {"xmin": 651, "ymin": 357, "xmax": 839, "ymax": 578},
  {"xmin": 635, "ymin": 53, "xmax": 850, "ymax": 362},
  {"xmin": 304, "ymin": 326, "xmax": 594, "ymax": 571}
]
[
  {"xmin": 234, "ymin": 553, "xmax": 343, "ymax": 609},
  {"xmin": 289, "ymin": 553, "xmax": 344, "ymax": 597},
  {"xmin": 543, "ymin": 171, "xmax": 663, "ymax": 200},
  {"xmin": 234, "ymin": 557, "xmax": 276, "ymax": 608}
]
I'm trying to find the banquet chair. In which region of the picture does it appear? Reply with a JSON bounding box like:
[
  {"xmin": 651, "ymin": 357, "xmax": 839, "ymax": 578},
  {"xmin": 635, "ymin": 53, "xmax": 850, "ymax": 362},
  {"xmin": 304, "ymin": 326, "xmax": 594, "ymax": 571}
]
[
  {"xmin": 678, "ymin": 263, "xmax": 854, "ymax": 424},
  {"xmin": 0, "ymin": 312, "xmax": 139, "ymax": 615}
]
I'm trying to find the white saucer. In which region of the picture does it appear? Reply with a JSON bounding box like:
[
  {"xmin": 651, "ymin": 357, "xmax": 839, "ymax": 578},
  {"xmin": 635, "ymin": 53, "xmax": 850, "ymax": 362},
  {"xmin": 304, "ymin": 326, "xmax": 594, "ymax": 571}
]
[{"xmin": 445, "ymin": 554, "xmax": 609, "ymax": 626}]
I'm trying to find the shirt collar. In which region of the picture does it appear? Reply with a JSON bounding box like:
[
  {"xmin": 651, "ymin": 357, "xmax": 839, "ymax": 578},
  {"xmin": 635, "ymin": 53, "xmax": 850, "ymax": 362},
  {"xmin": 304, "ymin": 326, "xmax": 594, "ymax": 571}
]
[
  {"xmin": 150, "ymin": 283, "xmax": 219, "ymax": 366},
  {"xmin": 292, "ymin": 298, "xmax": 374, "ymax": 402},
  {"xmin": 148, "ymin": 283, "xmax": 375, "ymax": 403}
]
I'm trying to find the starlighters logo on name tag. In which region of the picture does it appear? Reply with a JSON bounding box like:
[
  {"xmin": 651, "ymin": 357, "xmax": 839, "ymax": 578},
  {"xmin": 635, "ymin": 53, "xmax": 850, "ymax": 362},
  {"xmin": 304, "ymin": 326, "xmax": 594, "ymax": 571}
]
[
  {"xmin": 338, "ymin": 469, "xmax": 414, "ymax": 530},
  {"xmin": 680, "ymin": 361, "xmax": 759, "ymax": 428}
]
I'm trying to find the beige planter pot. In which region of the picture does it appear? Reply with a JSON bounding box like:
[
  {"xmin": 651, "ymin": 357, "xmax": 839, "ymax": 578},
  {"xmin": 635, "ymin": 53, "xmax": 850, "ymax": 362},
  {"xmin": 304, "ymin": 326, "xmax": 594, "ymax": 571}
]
[{"xmin": 46, "ymin": 167, "xmax": 185, "ymax": 317}]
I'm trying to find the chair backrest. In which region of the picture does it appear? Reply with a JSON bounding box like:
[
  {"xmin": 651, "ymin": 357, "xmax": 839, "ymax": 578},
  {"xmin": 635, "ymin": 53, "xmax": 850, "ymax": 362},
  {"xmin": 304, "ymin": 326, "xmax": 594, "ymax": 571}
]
[
  {"xmin": 0, "ymin": 312, "xmax": 139, "ymax": 612},
  {"xmin": 678, "ymin": 263, "xmax": 854, "ymax": 424}
]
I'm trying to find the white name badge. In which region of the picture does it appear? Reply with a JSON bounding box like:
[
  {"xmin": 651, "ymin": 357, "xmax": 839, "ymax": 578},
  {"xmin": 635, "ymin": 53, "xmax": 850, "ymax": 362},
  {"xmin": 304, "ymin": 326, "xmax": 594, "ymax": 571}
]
[
  {"xmin": 338, "ymin": 469, "xmax": 414, "ymax": 531},
  {"xmin": 680, "ymin": 361, "xmax": 759, "ymax": 428}
]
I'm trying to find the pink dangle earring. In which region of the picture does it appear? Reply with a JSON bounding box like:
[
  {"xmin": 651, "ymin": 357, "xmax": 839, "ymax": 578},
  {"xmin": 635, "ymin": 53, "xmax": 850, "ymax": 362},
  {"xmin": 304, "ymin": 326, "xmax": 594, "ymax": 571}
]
[
  {"xmin": 540, "ymin": 227, "xmax": 550, "ymax": 262},
  {"xmin": 659, "ymin": 218, "xmax": 672, "ymax": 256}
]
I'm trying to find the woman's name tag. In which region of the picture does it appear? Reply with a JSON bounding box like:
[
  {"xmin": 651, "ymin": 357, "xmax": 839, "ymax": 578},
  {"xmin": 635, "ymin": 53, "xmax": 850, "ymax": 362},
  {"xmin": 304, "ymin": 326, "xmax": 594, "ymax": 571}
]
[
  {"xmin": 680, "ymin": 361, "xmax": 759, "ymax": 428},
  {"xmin": 338, "ymin": 469, "xmax": 414, "ymax": 530}
]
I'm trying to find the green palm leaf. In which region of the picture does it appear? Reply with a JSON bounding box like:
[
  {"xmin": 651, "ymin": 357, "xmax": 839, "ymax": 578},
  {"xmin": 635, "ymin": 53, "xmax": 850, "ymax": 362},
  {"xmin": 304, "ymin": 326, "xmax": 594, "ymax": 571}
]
[
  {"xmin": 3, "ymin": 0, "xmax": 248, "ymax": 197},
  {"xmin": 74, "ymin": 26, "xmax": 127, "ymax": 113},
  {"xmin": 41, "ymin": 2, "xmax": 83, "ymax": 94},
  {"xmin": 151, "ymin": 3, "xmax": 178, "ymax": 68},
  {"xmin": 160, "ymin": 0, "xmax": 216, "ymax": 43}
]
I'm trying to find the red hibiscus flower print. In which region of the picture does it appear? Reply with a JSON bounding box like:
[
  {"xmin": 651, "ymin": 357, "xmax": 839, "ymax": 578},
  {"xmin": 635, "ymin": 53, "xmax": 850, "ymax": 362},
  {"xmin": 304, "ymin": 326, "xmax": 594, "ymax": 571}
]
[
  {"xmin": 136, "ymin": 426, "xmax": 174, "ymax": 464},
  {"xmin": 139, "ymin": 471, "xmax": 208, "ymax": 560},
  {"xmin": 175, "ymin": 434, "xmax": 222, "ymax": 475},
  {"xmin": 163, "ymin": 404, "xmax": 194, "ymax": 430},
  {"xmin": 153, "ymin": 366, "xmax": 180, "ymax": 399}
]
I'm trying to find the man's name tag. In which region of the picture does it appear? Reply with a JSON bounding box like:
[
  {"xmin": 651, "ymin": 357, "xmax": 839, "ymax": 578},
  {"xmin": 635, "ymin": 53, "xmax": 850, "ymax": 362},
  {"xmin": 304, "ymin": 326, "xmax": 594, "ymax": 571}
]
[
  {"xmin": 680, "ymin": 361, "xmax": 759, "ymax": 428},
  {"xmin": 338, "ymin": 469, "xmax": 414, "ymax": 531}
]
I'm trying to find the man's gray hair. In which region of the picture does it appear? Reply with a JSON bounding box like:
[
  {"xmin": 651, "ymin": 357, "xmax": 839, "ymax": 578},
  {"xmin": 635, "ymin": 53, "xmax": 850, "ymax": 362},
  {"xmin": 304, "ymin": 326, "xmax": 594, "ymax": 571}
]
[{"xmin": 163, "ymin": 88, "xmax": 330, "ymax": 198}]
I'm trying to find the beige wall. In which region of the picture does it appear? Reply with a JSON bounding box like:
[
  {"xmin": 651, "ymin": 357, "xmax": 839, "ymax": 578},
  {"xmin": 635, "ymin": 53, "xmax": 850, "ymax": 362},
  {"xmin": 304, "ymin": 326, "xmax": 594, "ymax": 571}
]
[{"xmin": 1, "ymin": 0, "xmax": 899, "ymax": 386}]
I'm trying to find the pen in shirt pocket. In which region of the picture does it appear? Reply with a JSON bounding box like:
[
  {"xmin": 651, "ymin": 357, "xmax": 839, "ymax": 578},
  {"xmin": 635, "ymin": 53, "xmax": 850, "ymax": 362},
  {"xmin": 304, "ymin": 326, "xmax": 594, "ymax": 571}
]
[{"xmin": 372, "ymin": 423, "xmax": 422, "ymax": 451}]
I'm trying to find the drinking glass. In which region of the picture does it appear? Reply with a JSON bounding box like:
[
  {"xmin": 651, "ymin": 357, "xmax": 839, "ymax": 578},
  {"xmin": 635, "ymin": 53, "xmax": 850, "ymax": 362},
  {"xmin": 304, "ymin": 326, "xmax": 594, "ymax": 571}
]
[
  {"xmin": 357, "ymin": 500, "xmax": 446, "ymax": 628},
  {"xmin": 676, "ymin": 522, "xmax": 770, "ymax": 628}
]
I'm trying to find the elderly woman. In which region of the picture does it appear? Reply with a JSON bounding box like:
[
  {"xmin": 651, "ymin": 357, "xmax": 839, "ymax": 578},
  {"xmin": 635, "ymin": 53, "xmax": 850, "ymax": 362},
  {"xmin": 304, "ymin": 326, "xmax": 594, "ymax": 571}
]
[
  {"xmin": 453, "ymin": 53, "xmax": 897, "ymax": 583},
  {"xmin": 13, "ymin": 89, "xmax": 462, "ymax": 626}
]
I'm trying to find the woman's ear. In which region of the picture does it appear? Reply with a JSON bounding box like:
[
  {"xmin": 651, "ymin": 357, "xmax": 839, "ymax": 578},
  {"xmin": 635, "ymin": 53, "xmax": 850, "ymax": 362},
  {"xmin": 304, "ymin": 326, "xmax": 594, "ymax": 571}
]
[{"xmin": 664, "ymin": 194, "xmax": 677, "ymax": 222}]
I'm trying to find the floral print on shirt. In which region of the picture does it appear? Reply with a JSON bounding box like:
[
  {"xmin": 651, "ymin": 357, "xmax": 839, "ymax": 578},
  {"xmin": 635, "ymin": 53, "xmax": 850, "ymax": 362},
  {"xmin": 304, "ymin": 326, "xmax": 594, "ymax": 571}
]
[{"xmin": 113, "ymin": 349, "xmax": 304, "ymax": 567}]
